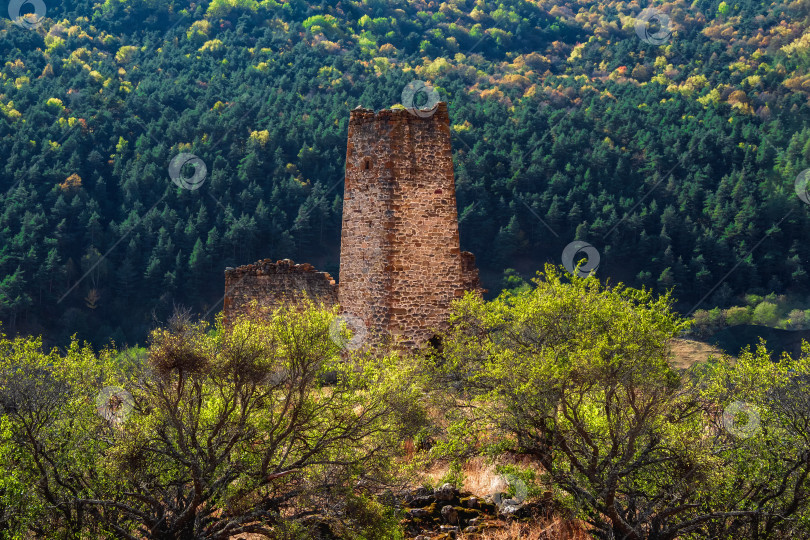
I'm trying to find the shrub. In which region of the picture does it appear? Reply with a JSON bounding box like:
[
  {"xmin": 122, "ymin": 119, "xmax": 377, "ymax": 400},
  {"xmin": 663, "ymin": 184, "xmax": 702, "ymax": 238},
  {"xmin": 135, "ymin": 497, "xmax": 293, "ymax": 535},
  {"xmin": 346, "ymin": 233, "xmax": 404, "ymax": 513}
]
[
  {"xmin": 724, "ymin": 305, "xmax": 752, "ymax": 325},
  {"xmin": 0, "ymin": 304, "xmax": 411, "ymax": 539},
  {"xmin": 753, "ymin": 301, "xmax": 780, "ymax": 326},
  {"xmin": 787, "ymin": 309, "xmax": 808, "ymax": 329},
  {"xmin": 745, "ymin": 294, "xmax": 764, "ymax": 306},
  {"xmin": 691, "ymin": 307, "xmax": 725, "ymax": 337},
  {"xmin": 428, "ymin": 265, "xmax": 810, "ymax": 539}
]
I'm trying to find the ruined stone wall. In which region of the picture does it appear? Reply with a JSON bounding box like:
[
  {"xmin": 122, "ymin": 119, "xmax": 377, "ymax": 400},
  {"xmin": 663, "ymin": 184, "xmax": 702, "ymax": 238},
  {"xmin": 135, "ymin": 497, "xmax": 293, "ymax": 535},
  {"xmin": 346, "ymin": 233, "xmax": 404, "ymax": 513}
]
[
  {"xmin": 460, "ymin": 251, "xmax": 486, "ymax": 296},
  {"xmin": 223, "ymin": 259, "xmax": 337, "ymax": 324},
  {"xmin": 338, "ymin": 102, "xmax": 480, "ymax": 346}
]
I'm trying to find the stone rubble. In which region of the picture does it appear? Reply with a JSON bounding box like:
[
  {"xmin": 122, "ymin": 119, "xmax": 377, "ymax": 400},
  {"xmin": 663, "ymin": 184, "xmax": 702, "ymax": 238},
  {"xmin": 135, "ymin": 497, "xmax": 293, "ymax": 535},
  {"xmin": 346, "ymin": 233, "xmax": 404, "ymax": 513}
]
[{"xmin": 396, "ymin": 482, "xmax": 553, "ymax": 539}]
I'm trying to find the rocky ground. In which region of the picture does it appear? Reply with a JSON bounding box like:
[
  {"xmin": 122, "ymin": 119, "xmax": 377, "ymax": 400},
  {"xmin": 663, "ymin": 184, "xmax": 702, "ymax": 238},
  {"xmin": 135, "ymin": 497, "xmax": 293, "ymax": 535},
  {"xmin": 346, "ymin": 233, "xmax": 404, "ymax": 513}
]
[
  {"xmin": 231, "ymin": 482, "xmax": 582, "ymax": 540},
  {"xmin": 398, "ymin": 483, "xmax": 556, "ymax": 539}
]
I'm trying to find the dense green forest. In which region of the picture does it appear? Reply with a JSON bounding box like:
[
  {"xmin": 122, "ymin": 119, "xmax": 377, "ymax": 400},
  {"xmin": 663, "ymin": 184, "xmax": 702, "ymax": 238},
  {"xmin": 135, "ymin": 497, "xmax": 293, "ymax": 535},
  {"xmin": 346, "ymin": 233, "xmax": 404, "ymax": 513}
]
[{"xmin": 2, "ymin": 0, "xmax": 810, "ymax": 346}]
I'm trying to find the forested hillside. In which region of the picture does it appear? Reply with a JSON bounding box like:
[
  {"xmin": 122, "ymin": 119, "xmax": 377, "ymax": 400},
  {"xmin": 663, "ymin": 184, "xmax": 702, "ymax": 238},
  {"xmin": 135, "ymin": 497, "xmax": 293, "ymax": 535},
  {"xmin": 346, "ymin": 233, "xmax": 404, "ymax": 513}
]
[{"xmin": 2, "ymin": 0, "xmax": 810, "ymax": 346}]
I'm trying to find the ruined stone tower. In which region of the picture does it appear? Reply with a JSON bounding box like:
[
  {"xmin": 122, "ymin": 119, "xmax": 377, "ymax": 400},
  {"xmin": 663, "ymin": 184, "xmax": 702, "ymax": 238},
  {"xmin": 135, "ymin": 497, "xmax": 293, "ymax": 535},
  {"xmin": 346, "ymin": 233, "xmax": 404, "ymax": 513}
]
[
  {"xmin": 223, "ymin": 102, "xmax": 481, "ymax": 347},
  {"xmin": 338, "ymin": 102, "xmax": 482, "ymax": 346}
]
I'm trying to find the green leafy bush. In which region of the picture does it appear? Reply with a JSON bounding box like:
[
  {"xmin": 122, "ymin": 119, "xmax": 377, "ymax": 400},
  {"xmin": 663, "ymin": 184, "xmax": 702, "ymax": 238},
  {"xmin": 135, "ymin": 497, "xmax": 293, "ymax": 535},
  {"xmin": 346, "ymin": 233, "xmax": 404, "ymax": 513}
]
[
  {"xmin": 0, "ymin": 304, "xmax": 408, "ymax": 538},
  {"xmin": 753, "ymin": 301, "xmax": 780, "ymax": 326},
  {"xmin": 425, "ymin": 265, "xmax": 810, "ymax": 539},
  {"xmin": 724, "ymin": 305, "xmax": 751, "ymax": 325}
]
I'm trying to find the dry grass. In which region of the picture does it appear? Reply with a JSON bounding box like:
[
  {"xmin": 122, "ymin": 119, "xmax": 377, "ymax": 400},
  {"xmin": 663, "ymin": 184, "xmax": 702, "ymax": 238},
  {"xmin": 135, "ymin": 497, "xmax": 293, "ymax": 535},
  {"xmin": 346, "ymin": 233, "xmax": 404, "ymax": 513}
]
[
  {"xmin": 669, "ymin": 338, "xmax": 726, "ymax": 368},
  {"xmin": 228, "ymin": 520, "xmax": 593, "ymax": 540},
  {"xmin": 461, "ymin": 518, "xmax": 592, "ymax": 539}
]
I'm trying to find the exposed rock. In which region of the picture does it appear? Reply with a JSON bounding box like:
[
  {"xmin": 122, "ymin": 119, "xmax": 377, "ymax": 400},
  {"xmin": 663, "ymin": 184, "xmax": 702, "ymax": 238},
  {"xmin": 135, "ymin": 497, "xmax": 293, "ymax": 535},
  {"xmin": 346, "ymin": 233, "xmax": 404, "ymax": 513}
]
[
  {"xmin": 438, "ymin": 524, "xmax": 459, "ymax": 538},
  {"xmin": 457, "ymin": 506, "xmax": 484, "ymax": 525},
  {"xmin": 440, "ymin": 505, "xmax": 458, "ymax": 525},
  {"xmin": 403, "ymin": 487, "xmax": 431, "ymax": 502},
  {"xmin": 400, "ymin": 483, "xmax": 500, "ymax": 539},
  {"xmin": 476, "ymin": 499, "xmax": 497, "ymax": 514},
  {"xmin": 498, "ymin": 502, "xmax": 527, "ymax": 518},
  {"xmin": 461, "ymin": 496, "xmax": 479, "ymax": 509},
  {"xmin": 408, "ymin": 508, "xmax": 430, "ymax": 519},
  {"xmin": 408, "ymin": 495, "xmax": 435, "ymax": 508},
  {"xmin": 434, "ymin": 483, "xmax": 456, "ymax": 501}
]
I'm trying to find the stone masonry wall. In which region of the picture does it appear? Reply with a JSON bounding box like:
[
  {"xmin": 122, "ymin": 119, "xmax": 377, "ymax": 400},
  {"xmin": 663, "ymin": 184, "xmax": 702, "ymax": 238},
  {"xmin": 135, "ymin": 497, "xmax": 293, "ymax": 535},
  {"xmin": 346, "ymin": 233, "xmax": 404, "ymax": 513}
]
[
  {"xmin": 461, "ymin": 251, "xmax": 485, "ymax": 296},
  {"xmin": 223, "ymin": 259, "xmax": 337, "ymax": 324},
  {"xmin": 338, "ymin": 102, "xmax": 480, "ymax": 346}
]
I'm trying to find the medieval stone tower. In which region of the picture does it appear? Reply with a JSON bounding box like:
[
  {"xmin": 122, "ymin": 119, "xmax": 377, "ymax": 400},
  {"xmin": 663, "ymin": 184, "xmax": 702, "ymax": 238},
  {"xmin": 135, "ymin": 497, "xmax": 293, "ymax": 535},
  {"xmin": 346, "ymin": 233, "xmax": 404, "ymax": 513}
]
[
  {"xmin": 338, "ymin": 102, "xmax": 481, "ymax": 346},
  {"xmin": 223, "ymin": 102, "xmax": 481, "ymax": 347}
]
